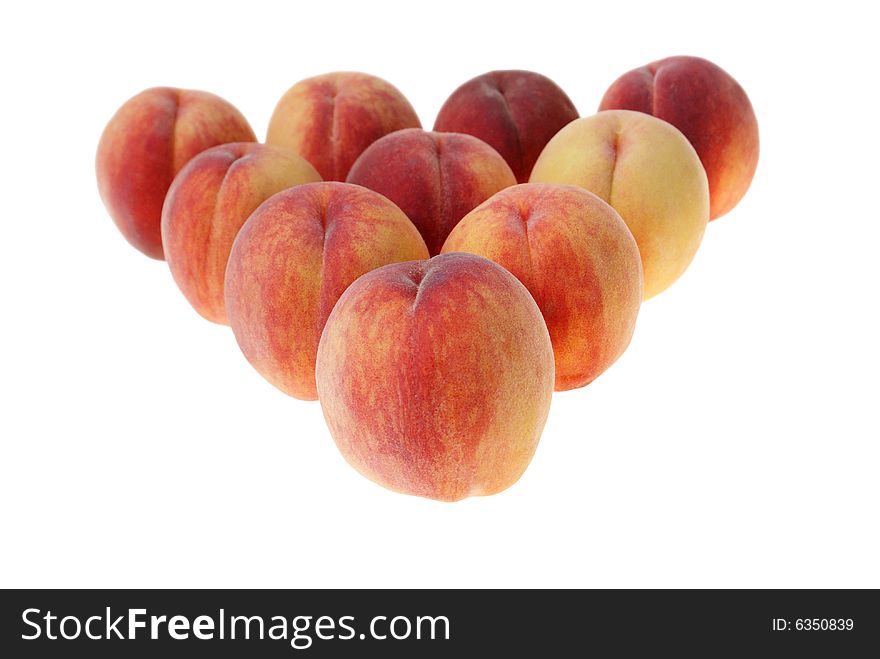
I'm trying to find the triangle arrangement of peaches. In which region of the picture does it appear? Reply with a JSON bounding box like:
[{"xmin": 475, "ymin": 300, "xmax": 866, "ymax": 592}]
[{"xmin": 96, "ymin": 59, "xmax": 759, "ymax": 502}]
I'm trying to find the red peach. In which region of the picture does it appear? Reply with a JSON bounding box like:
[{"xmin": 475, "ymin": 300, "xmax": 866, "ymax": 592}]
[
  {"xmin": 433, "ymin": 70, "xmax": 578, "ymax": 183},
  {"xmin": 224, "ymin": 182, "xmax": 429, "ymax": 401},
  {"xmin": 266, "ymin": 72, "xmax": 421, "ymax": 182},
  {"xmin": 316, "ymin": 252, "xmax": 555, "ymax": 501},
  {"xmin": 346, "ymin": 129, "xmax": 516, "ymax": 255},
  {"xmin": 96, "ymin": 87, "xmax": 256, "ymax": 259},
  {"xmin": 161, "ymin": 143, "xmax": 321, "ymax": 324},
  {"xmin": 599, "ymin": 55, "xmax": 759, "ymax": 219},
  {"xmin": 443, "ymin": 183, "xmax": 642, "ymax": 390}
]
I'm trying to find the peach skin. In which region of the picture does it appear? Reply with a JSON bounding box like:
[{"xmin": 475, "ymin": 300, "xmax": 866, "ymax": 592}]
[
  {"xmin": 96, "ymin": 87, "xmax": 256, "ymax": 259},
  {"xmin": 161, "ymin": 143, "xmax": 321, "ymax": 324},
  {"xmin": 224, "ymin": 182, "xmax": 429, "ymax": 401},
  {"xmin": 599, "ymin": 55, "xmax": 759, "ymax": 219},
  {"xmin": 530, "ymin": 110, "xmax": 709, "ymax": 299},
  {"xmin": 442, "ymin": 183, "xmax": 642, "ymax": 390},
  {"xmin": 266, "ymin": 72, "xmax": 421, "ymax": 181},
  {"xmin": 346, "ymin": 128, "xmax": 516, "ymax": 255},
  {"xmin": 433, "ymin": 70, "xmax": 578, "ymax": 183},
  {"xmin": 316, "ymin": 252, "xmax": 555, "ymax": 501}
]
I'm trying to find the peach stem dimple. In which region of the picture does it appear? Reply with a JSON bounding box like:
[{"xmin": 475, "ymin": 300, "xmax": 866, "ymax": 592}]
[
  {"xmin": 607, "ymin": 128, "xmax": 622, "ymax": 203},
  {"xmin": 409, "ymin": 263, "xmax": 435, "ymax": 311},
  {"xmin": 515, "ymin": 205, "xmax": 536, "ymax": 291}
]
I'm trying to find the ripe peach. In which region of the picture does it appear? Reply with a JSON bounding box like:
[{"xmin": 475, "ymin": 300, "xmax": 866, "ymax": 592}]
[
  {"xmin": 346, "ymin": 128, "xmax": 516, "ymax": 255},
  {"xmin": 316, "ymin": 252, "xmax": 554, "ymax": 501},
  {"xmin": 530, "ymin": 110, "xmax": 709, "ymax": 299},
  {"xmin": 442, "ymin": 184, "xmax": 642, "ymax": 390},
  {"xmin": 161, "ymin": 143, "xmax": 321, "ymax": 324},
  {"xmin": 599, "ymin": 55, "xmax": 759, "ymax": 219},
  {"xmin": 96, "ymin": 87, "xmax": 256, "ymax": 259},
  {"xmin": 224, "ymin": 182, "xmax": 429, "ymax": 400},
  {"xmin": 433, "ymin": 70, "xmax": 578, "ymax": 183},
  {"xmin": 266, "ymin": 72, "xmax": 421, "ymax": 181}
]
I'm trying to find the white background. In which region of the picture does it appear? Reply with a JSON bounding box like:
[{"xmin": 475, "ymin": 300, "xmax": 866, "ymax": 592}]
[{"xmin": 1, "ymin": 0, "xmax": 877, "ymax": 588}]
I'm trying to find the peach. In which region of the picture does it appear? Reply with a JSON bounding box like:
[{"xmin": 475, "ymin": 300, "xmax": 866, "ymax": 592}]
[
  {"xmin": 530, "ymin": 110, "xmax": 709, "ymax": 299},
  {"xmin": 265, "ymin": 72, "xmax": 421, "ymax": 182},
  {"xmin": 315, "ymin": 252, "xmax": 554, "ymax": 501},
  {"xmin": 442, "ymin": 184, "xmax": 642, "ymax": 390},
  {"xmin": 161, "ymin": 143, "xmax": 321, "ymax": 324},
  {"xmin": 96, "ymin": 87, "xmax": 256, "ymax": 259},
  {"xmin": 224, "ymin": 182, "xmax": 429, "ymax": 400},
  {"xmin": 346, "ymin": 128, "xmax": 516, "ymax": 255},
  {"xmin": 599, "ymin": 55, "xmax": 759, "ymax": 220},
  {"xmin": 433, "ymin": 70, "xmax": 578, "ymax": 183}
]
